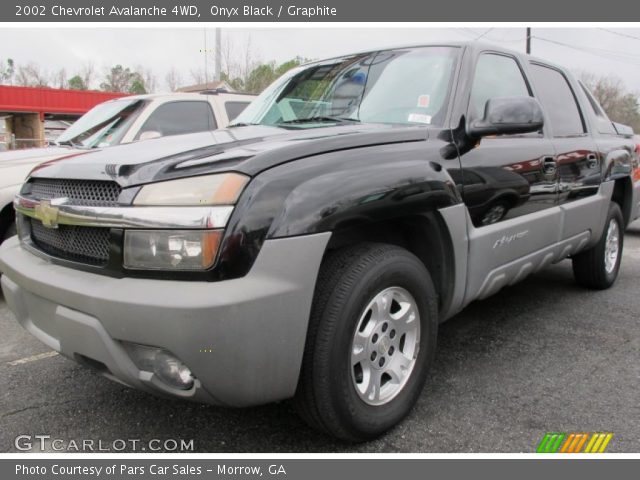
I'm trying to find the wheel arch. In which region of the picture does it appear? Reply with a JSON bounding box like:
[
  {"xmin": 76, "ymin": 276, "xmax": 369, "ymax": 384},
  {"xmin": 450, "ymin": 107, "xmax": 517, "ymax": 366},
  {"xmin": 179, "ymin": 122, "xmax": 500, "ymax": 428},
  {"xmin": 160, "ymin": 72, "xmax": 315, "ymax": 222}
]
[{"xmin": 323, "ymin": 212, "xmax": 457, "ymax": 318}]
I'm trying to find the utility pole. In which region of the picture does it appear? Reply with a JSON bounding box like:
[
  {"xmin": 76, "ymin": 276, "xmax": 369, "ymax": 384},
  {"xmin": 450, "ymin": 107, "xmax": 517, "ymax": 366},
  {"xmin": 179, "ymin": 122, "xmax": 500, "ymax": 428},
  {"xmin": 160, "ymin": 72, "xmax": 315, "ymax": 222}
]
[
  {"xmin": 215, "ymin": 28, "xmax": 222, "ymax": 83},
  {"xmin": 526, "ymin": 27, "xmax": 531, "ymax": 54},
  {"xmin": 203, "ymin": 28, "xmax": 208, "ymax": 85}
]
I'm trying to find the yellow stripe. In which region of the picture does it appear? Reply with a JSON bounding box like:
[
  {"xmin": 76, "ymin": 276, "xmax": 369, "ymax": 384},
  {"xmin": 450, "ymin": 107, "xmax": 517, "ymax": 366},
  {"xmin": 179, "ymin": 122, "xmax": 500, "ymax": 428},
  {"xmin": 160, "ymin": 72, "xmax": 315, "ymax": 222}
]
[
  {"xmin": 584, "ymin": 434, "xmax": 599, "ymax": 453},
  {"xmin": 561, "ymin": 434, "xmax": 575, "ymax": 453},
  {"xmin": 574, "ymin": 434, "xmax": 589, "ymax": 453},
  {"xmin": 590, "ymin": 433, "xmax": 606, "ymax": 453},
  {"xmin": 598, "ymin": 434, "xmax": 613, "ymax": 453}
]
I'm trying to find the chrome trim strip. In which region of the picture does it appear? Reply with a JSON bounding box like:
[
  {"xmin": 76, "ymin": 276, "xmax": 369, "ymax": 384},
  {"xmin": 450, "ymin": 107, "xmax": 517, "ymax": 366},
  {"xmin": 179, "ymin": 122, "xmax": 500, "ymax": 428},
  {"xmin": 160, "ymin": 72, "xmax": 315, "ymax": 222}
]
[{"xmin": 14, "ymin": 195, "xmax": 234, "ymax": 230}]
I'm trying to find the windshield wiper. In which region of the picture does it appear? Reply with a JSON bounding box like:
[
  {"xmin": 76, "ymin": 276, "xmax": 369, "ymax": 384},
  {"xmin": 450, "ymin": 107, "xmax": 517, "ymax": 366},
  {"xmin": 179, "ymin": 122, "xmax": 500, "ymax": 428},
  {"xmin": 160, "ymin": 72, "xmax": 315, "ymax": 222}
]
[
  {"xmin": 278, "ymin": 116, "xmax": 360, "ymax": 125},
  {"xmin": 55, "ymin": 139, "xmax": 77, "ymax": 147},
  {"xmin": 228, "ymin": 122, "xmax": 262, "ymax": 128}
]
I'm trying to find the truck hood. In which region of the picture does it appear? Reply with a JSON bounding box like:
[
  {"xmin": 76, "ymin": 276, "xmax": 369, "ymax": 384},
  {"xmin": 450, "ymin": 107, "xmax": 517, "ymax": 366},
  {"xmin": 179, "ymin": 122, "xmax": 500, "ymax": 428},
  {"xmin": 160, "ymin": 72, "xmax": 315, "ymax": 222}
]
[
  {"xmin": 0, "ymin": 146, "xmax": 75, "ymax": 169},
  {"xmin": 29, "ymin": 124, "xmax": 430, "ymax": 187}
]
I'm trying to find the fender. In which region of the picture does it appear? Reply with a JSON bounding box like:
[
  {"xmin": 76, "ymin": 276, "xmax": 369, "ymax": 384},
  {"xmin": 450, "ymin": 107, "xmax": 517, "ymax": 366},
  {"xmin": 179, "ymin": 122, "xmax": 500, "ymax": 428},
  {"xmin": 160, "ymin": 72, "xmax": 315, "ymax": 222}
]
[
  {"xmin": 216, "ymin": 136, "xmax": 463, "ymax": 280},
  {"xmin": 602, "ymin": 147, "xmax": 633, "ymax": 181}
]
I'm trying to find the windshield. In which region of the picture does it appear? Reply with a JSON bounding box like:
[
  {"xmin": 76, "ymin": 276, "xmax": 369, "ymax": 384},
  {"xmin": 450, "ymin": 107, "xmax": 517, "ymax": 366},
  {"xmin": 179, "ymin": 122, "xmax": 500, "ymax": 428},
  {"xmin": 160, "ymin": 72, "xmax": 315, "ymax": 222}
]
[
  {"xmin": 56, "ymin": 98, "xmax": 146, "ymax": 148},
  {"xmin": 232, "ymin": 46, "xmax": 459, "ymax": 128}
]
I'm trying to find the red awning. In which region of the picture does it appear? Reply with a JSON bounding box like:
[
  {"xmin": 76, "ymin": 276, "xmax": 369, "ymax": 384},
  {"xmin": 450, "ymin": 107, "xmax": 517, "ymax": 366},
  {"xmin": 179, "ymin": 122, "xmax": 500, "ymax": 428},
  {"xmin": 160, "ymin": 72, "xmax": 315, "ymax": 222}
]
[{"xmin": 0, "ymin": 85, "xmax": 129, "ymax": 116}]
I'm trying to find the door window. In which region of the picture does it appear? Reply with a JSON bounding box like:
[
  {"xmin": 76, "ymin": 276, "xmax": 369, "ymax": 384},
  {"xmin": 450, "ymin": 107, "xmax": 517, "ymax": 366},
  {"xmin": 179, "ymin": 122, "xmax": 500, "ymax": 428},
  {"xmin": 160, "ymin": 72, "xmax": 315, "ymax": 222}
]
[
  {"xmin": 469, "ymin": 54, "xmax": 530, "ymax": 121},
  {"xmin": 136, "ymin": 101, "xmax": 217, "ymax": 139},
  {"xmin": 528, "ymin": 64, "xmax": 585, "ymax": 137}
]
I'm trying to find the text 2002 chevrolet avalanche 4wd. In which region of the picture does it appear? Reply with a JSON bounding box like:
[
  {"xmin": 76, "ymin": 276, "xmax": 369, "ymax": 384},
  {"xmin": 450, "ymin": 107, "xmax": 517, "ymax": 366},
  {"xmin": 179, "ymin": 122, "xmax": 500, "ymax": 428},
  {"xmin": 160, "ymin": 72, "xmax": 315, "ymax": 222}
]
[{"xmin": 1, "ymin": 43, "xmax": 638, "ymax": 441}]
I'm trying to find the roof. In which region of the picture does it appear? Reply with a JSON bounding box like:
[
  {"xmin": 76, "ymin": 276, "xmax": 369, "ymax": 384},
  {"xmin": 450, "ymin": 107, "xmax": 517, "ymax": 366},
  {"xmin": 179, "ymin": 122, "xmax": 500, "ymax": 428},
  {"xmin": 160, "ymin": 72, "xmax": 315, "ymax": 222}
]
[{"xmin": 177, "ymin": 81, "xmax": 234, "ymax": 93}]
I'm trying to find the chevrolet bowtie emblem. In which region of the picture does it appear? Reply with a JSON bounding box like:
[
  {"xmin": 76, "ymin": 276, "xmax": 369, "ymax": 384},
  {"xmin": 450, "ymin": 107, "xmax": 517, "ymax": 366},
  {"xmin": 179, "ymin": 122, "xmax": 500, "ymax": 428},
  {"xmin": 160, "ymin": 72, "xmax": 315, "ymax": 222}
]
[{"xmin": 35, "ymin": 200, "xmax": 61, "ymax": 229}]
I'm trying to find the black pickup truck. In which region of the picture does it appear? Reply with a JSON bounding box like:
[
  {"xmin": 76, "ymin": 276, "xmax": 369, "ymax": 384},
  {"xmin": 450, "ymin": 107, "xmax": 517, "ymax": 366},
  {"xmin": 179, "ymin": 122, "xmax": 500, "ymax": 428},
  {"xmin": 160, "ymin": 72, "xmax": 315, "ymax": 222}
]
[{"xmin": 1, "ymin": 42, "xmax": 638, "ymax": 441}]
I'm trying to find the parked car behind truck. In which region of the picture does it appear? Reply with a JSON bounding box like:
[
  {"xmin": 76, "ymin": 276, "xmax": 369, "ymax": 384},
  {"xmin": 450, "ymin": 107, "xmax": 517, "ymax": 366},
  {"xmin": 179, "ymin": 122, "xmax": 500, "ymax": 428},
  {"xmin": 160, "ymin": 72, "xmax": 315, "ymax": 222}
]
[
  {"xmin": 0, "ymin": 90, "xmax": 255, "ymax": 243},
  {"xmin": 1, "ymin": 43, "xmax": 638, "ymax": 441}
]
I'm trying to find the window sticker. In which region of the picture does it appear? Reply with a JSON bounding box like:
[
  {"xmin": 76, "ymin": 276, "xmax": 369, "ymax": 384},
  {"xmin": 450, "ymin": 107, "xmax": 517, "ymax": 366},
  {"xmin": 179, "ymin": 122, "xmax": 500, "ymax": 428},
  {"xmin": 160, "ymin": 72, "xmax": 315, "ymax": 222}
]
[
  {"xmin": 408, "ymin": 113, "xmax": 432, "ymax": 124},
  {"xmin": 417, "ymin": 94, "xmax": 431, "ymax": 108}
]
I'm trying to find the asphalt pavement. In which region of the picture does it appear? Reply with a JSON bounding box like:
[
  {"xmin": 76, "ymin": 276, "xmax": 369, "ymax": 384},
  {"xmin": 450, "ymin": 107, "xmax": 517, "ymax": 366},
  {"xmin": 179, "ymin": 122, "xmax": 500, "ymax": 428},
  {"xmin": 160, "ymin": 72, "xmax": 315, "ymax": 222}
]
[{"xmin": 1, "ymin": 223, "xmax": 639, "ymax": 453}]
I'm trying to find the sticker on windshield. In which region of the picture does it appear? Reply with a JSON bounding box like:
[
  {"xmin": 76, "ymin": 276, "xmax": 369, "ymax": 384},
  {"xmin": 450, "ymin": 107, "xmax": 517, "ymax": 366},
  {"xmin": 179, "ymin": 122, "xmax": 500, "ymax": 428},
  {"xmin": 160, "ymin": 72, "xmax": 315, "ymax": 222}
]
[
  {"xmin": 408, "ymin": 113, "xmax": 432, "ymax": 124},
  {"xmin": 417, "ymin": 95, "xmax": 430, "ymax": 108}
]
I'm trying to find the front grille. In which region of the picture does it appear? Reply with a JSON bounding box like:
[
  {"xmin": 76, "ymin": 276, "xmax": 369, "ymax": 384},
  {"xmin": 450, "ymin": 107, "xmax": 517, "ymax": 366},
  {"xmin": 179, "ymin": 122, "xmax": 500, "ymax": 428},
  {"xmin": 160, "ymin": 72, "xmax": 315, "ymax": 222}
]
[
  {"xmin": 30, "ymin": 219, "xmax": 111, "ymax": 267},
  {"xmin": 24, "ymin": 178, "xmax": 120, "ymax": 267},
  {"xmin": 28, "ymin": 178, "xmax": 122, "ymax": 207}
]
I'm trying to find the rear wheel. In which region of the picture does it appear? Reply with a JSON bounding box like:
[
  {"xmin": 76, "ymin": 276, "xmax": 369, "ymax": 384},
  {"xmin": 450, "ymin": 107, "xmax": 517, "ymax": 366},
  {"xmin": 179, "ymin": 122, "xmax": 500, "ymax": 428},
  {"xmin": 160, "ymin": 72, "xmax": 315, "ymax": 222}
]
[
  {"xmin": 572, "ymin": 202, "xmax": 624, "ymax": 289},
  {"xmin": 294, "ymin": 243, "xmax": 438, "ymax": 441}
]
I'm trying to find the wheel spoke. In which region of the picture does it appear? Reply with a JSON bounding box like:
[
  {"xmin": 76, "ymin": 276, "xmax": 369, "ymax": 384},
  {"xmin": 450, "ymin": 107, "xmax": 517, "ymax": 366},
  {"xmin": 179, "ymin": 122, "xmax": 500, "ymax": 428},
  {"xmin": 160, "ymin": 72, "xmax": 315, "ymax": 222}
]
[
  {"xmin": 363, "ymin": 369, "xmax": 382, "ymax": 402},
  {"xmin": 386, "ymin": 353, "xmax": 413, "ymax": 384}
]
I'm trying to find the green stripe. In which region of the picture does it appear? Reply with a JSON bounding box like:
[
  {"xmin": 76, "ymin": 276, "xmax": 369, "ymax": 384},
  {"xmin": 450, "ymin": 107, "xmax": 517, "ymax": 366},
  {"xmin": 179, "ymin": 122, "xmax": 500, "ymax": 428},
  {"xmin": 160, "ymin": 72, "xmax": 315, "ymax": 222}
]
[
  {"xmin": 537, "ymin": 433, "xmax": 566, "ymax": 453},
  {"xmin": 549, "ymin": 433, "xmax": 566, "ymax": 453},
  {"xmin": 537, "ymin": 433, "xmax": 553, "ymax": 453}
]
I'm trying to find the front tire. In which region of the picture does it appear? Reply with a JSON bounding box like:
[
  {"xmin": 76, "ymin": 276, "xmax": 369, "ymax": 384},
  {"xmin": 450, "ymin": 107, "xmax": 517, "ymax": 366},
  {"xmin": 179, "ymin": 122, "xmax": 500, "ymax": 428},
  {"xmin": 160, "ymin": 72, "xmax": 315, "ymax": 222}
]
[
  {"xmin": 572, "ymin": 202, "xmax": 624, "ymax": 289},
  {"xmin": 294, "ymin": 243, "xmax": 438, "ymax": 441}
]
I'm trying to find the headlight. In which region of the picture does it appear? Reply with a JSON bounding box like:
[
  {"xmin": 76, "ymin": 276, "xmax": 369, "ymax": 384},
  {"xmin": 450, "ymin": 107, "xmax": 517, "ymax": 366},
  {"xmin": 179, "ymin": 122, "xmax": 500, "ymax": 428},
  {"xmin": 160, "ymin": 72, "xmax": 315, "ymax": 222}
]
[
  {"xmin": 124, "ymin": 173, "xmax": 248, "ymax": 271},
  {"xmin": 124, "ymin": 230, "xmax": 222, "ymax": 270},
  {"xmin": 133, "ymin": 173, "xmax": 248, "ymax": 206}
]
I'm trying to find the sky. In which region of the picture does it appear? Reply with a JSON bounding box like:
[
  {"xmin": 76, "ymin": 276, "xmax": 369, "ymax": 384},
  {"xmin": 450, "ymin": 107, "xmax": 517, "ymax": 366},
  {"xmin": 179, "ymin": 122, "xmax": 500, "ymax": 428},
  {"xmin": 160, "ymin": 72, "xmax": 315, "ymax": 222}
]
[{"xmin": 2, "ymin": 27, "xmax": 640, "ymax": 92}]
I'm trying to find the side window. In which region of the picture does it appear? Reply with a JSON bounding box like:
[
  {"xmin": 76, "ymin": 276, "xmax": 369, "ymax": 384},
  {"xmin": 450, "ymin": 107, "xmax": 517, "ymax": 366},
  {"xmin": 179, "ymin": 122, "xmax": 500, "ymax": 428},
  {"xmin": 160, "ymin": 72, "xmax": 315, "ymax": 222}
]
[
  {"xmin": 224, "ymin": 101, "xmax": 250, "ymax": 121},
  {"xmin": 136, "ymin": 101, "xmax": 217, "ymax": 139},
  {"xmin": 469, "ymin": 54, "xmax": 530, "ymax": 120},
  {"xmin": 528, "ymin": 64, "xmax": 585, "ymax": 137},
  {"xmin": 579, "ymin": 82, "xmax": 616, "ymax": 135}
]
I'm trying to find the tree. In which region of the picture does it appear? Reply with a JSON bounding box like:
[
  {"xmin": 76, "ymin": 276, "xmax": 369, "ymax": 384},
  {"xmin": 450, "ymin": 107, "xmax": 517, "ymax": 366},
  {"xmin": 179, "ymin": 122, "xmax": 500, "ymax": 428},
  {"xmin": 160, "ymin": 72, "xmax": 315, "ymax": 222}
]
[
  {"xmin": 100, "ymin": 64, "xmax": 147, "ymax": 94},
  {"xmin": 15, "ymin": 63, "xmax": 49, "ymax": 87},
  {"xmin": 581, "ymin": 72, "xmax": 640, "ymax": 133},
  {"xmin": 165, "ymin": 67, "xmax": 182, "ymax": 91},
  {"xmin": 53, "ymin": 68, "xmax": 67, "ymax": 89},
  {"xmin": 68, "ymin": 75, "xmax": 88, "ymax": 90},
  {"xmin": 80, "ymin": 62, "xmax": 95, "ymax": 90},
  {"xmin": 0, "ymin": 58, "xmax": 15, "ymax": 84}
]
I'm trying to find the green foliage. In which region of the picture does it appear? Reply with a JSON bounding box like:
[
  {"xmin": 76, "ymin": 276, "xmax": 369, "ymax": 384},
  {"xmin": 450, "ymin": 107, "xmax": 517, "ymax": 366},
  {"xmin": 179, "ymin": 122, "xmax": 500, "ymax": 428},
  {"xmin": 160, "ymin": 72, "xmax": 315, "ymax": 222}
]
[
  {"xmin": 100, "ymin": 64, "xmax": 147, "ymax": 94},
  {"xmin": 224, "ymin": 57, "xmax": 306, "ymax": 94},
  {"xmin": 67, "ymin": 75, "xmax": 87, "ymax": 90}
]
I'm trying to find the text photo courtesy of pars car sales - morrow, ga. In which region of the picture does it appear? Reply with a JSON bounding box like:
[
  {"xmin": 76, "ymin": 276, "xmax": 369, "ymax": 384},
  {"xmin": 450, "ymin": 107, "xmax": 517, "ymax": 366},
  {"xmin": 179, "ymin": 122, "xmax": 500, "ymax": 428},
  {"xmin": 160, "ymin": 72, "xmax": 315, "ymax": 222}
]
[{"xmin": 0, "ymin": 3, "xmax": 639, "ymax": 477}]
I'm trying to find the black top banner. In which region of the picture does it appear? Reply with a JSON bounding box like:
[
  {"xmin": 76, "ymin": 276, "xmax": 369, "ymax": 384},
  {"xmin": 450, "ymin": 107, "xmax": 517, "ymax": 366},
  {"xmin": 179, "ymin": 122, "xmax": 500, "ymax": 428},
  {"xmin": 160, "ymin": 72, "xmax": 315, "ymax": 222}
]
[{"xmin": 2, "ymin": 0, "xmax": 639, "ymax": 22}]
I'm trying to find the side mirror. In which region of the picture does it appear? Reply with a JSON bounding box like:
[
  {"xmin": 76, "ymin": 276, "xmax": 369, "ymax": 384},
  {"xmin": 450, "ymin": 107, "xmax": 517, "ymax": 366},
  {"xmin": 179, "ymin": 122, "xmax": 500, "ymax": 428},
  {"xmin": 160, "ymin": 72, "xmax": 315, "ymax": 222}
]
[
  {"xmin": 138, "ymin": 130, "xmax": 162, "ymax": 141},
  {"xmin": 468, "ymin": 97, "xmax": 544, "ymax": 139}
]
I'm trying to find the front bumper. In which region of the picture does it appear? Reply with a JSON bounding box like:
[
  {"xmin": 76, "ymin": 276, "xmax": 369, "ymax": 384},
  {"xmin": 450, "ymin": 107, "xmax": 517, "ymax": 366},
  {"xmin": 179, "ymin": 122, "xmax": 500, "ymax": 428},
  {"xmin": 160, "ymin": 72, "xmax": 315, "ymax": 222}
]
[{"xmin": 0, "ymin": 233, "xmax": 330, "ymax": 406}]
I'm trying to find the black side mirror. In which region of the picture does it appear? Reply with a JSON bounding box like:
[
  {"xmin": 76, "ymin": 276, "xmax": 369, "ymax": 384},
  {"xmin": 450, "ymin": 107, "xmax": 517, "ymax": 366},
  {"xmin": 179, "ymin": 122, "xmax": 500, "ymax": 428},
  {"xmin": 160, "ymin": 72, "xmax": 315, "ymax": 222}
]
[{"xmin": 468, "ymin": 96, "xmax": 544, "ymax": 139}]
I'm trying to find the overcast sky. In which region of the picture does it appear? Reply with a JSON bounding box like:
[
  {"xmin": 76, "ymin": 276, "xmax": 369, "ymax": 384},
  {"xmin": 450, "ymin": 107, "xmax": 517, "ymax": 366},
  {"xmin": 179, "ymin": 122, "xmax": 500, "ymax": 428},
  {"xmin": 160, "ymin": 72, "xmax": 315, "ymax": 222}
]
[{"xmin": 2, "ymin": 27, "xmax": 640, "ymax": 92}]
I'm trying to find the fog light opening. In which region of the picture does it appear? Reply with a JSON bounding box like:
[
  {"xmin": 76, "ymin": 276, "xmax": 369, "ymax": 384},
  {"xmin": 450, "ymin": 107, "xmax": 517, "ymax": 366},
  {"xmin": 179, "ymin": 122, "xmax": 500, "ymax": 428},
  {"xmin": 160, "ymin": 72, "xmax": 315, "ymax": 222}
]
[{"xmin": 123, "ymin": 343, "xmax": 195, "ymax": 390}]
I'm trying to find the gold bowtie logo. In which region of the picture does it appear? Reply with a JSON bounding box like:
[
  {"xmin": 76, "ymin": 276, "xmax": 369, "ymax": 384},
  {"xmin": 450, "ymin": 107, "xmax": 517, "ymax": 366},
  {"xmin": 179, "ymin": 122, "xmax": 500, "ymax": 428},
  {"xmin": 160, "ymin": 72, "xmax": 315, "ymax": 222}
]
[{"xmin": 34, "ymin": 200, "xmax": 61, "ymax": 229}]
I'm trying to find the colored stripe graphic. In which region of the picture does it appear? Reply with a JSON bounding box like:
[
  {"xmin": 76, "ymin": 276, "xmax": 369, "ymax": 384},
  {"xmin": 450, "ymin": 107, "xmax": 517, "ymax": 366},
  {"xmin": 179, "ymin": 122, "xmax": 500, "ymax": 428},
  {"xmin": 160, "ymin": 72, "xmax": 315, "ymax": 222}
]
[
  {"xmin": 584, "ymin": 433, "xmax": 613, "ymax": 453},
  {"xmin": 538, "ymin": 432, "xmax": 613, "ymax": 453},
  {"xmin": 537, "ymin": 433, "xmax": 566, "ymax": 453}
]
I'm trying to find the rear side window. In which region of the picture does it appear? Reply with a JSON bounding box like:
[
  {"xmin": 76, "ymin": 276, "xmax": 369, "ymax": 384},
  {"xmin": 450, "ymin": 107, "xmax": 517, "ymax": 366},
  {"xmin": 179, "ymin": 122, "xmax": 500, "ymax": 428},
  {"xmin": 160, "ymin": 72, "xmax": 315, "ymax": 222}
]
[
  {"xmin": 469, "ymin": 54, "xmax": 530, "ymax": 121},
  {"xmin": 224, "ymin": 101, "xmax": 250, "ymax": 121},
  {"xmin": 579, "ymin": 82, "xmax": 617, "ymax": 135},
  {"xmin": 529, "ymin": 64, "xmax": 585, "ymax": 137},
  {"xmin": 136, "ymin": 101, "xmax": 217, "ymax": 139}
]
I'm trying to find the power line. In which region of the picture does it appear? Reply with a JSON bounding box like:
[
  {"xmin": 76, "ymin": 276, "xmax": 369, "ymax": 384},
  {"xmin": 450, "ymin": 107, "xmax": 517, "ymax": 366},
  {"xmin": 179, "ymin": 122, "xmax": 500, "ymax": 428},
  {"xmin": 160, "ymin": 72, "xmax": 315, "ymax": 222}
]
[
  {"xmin": 599, "ymin": 28, "xmax": 640, "ymax": 42},
  {"xmin": 474, "ymin": 28, "xmax": 494, "ymax": 41},
  {"xmin": 532, "ymin": 36, "xmax": 640, "ymax": 66}
]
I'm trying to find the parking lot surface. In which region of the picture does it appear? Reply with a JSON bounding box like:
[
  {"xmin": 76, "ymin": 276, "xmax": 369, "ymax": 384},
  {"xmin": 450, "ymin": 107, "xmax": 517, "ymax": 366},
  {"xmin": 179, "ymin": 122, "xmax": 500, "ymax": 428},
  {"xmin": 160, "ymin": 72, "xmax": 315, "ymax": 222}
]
[{"xmin": 1, "ymin": 223, "xmax": 639, "ymax": 453}]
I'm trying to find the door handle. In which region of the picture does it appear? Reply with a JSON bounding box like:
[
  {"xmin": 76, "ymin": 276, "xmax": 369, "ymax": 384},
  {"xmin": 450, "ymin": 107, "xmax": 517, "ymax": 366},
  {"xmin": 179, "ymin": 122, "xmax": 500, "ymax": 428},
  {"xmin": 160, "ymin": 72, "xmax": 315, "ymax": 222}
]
[
  {"xmin": 586, "ymin": 153, "xmax": 599, "ymax": 169},
  {"xmin": 542, "ymin": 156, "xmax": 557, "ymax": 175}
]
